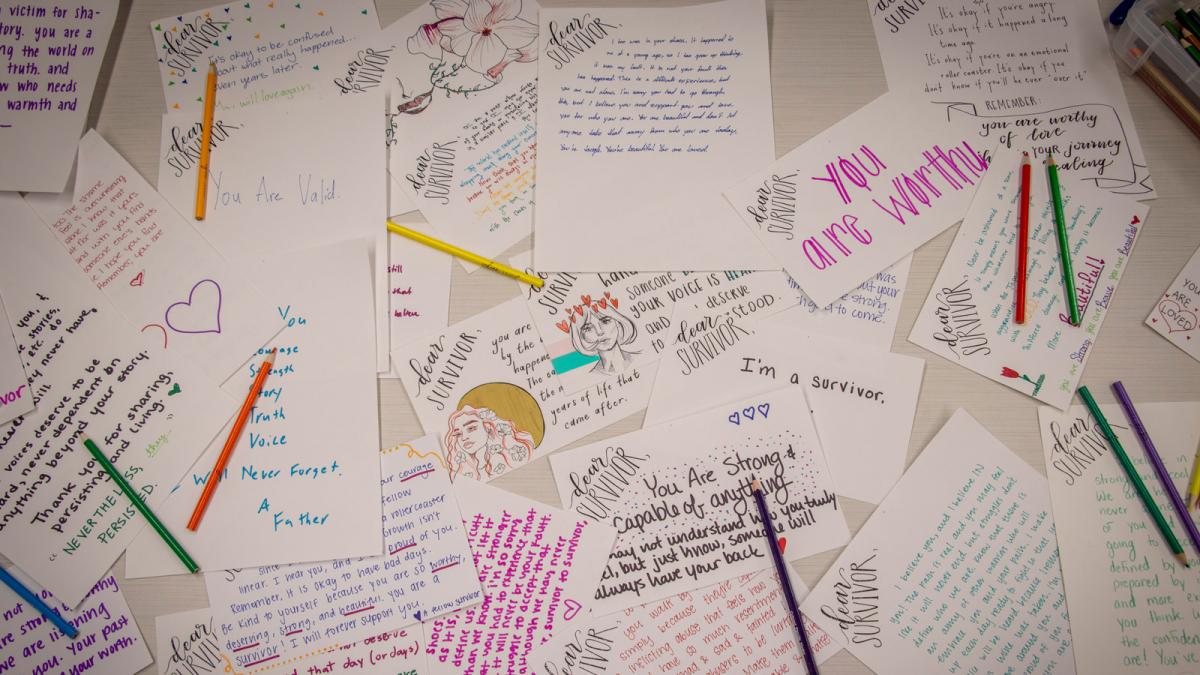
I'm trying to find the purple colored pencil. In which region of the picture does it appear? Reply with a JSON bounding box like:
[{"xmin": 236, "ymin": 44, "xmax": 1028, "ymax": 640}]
[{"xmin": 1112, "ymin": 381, "xmax": 1200, "ymax": 556}]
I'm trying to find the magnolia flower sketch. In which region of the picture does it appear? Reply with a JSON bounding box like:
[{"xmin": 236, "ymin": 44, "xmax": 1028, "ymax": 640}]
[{"xmin": 401, "ymin": 0, "xmax": 537, "ymax": 113}]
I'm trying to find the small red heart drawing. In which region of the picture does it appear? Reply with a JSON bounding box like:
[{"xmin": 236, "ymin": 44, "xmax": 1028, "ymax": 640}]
[
  {"xmin": 611, "ymin": 298, "xmax": 619, "ymax": 309},
  {"xmin": 581, "ymin": 294, "xmax": 592, "ymax": 306},
  {"xmin": 574, "ymin": 305, "xmax": 583, "ymax": 315},
  {"xmin": 604, "ymin": 291, "xmax": 612, "ymax": 299},
  {"xmin": 570, "ymin": 314, "xmax": 577, "ymax": 323},
  {"xmin": 777, "ymin": 537, "xmax": 787, "ymax": 554},
  {"xmin": 591, "ymin": 304, "xmax": 599, "ymax": 312},
  {"xmin": 598, "ymin": 298, "xmax": 608, "ymax": 309},
  {"xmin": 556, "ymin": 320, "xmax": 570, "ymax": 333},
  {"xmin": 1131, "ymin": 215, "xmax": 1141, "ymax": 224},
  {"xmin": 130, "ymin": 271, "xmax": 145, "ymax": 287}
]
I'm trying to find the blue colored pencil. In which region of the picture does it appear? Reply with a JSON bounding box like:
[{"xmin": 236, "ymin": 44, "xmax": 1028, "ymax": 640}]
[{"xmin": 0, "ymin": 567, "xmax": 77, "ymax": 639}]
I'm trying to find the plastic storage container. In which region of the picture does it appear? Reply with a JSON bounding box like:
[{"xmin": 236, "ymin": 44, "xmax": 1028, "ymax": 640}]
[{"xmin": 1111, "ymin": 0, "xmax": 1200, "ymax": 108}]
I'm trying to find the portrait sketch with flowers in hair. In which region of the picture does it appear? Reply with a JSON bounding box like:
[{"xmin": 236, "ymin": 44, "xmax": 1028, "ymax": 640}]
[{"xmin": 443, "ymin": 381, "xmax": 546, "ymax": 482}]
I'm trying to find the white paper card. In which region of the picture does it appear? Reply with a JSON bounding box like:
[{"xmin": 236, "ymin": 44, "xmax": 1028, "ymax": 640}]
[
  {"xmin": 529, "ymin": 568, "xmax": 840, "ymax": 674},
  {"xmin": 646, "ymin": 328, "xmax": 925, "ymax": 504},
  {"xmin": 0, "ymin": 193, "xmax": 230, "ymax": 606},
  {"xmin": 772, "ymin": 256, "xmax": 912, "ymax": 350},
  {"xmin": 424, "ymin": 481, "xmax": 618, "ymax": 674},
  {"xmin": 1040, "ymin": 402, "xmax": 1200, "ymax": 674},
  {"xmin": 1147, "ymin": 246, "xmax": 1200, "ymax": 363},
  {"xmin": 724, "ymin": 92, "xmax": 988, "ymax": 307},
  {"xmin": 534, "ymin": 0, "xmax": 776, "ymax": 270},
  {"xmin": 206, "ymin": 435, "xmax": 481, "ymax": 671},
  {"xmin": 869, "ymin": 0, "xmax": 1154, "ymax": 197},
  {"xmin": 383, "ymin": 219, "xmax": 452, "ymax": 376},
  {"xmin": 155, "ymin": 607, "xmax": 429, "ymax": 675},
  {"xmin": 551, "ymin": 388, "xmax": 850, "ymax": 614},
  {"xmin": 150, "ymin": 0, "xmax": 378, "ymax": 114},
  {"xmin": 802, "ymin": 409, "xmax": 1075, "ymax": 675},
  {"xmin": 157, "ymin": 93, "xmax": 391, "ymax": 372},
  {"xmin": 521, "ymin": 264, "xmax": 797, "ymax": 393},
  {"xmin": 126, "ymin": 240, "xmax": 381, "ymax": 576},
  {"xmin": 0, "ymin": 0, "xmax": 118, "ymax": 193},
  {"xmin": 40, "ymin": 130, "xmax": 280, "ymax": 382},
  {"xmin": 909, "ymin": 147, "xmax": 1148, "ymax": 409},
  {"xmin": 394, "ymin": 297, "xmax": 654, "ymax": 482},
  {"xmin": 0, "ymin": 297, "xmax": 34, "ymax": 426},
  {"xmin": 2, "ymin": 571, "xmax": 151, "ymax": 675}
]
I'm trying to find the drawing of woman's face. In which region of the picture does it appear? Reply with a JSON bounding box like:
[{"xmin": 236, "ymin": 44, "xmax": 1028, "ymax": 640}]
[
  {"xmin": 451, "ymin": 413, "xmax": 489, "ymax": 453},
  {"xmin": 580, "ymin": 313, "xmax": 621, "ymax": 351}
]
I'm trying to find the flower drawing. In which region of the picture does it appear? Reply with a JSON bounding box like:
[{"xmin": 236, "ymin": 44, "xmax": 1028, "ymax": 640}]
[
  {"xmin": 1000, "ymin": 366, "xmax": 1044, "ymax": 395},
  {"xmin": 401, "ymin": 0, "xmax": 538, "ymax": 113}
]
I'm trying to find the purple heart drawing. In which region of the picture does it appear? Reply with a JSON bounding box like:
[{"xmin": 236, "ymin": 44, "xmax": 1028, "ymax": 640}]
[{"xmin": 165, "ymin": 279, "xmax": 223, "ymax": 335}]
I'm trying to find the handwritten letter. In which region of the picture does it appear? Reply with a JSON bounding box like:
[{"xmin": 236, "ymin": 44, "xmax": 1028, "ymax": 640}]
[
  {"xmin": 535, "ymin": 0, "xmax": 776, "ymax": 270},
  {"xmin": 1147, "ymin": 246, "xmax": 1200, "ymax": 363},
  {"xmin": 802, "ymin": 410, "xmax": 1075, "ymax": 675},
  {"xmin": 0, "ymin": 193, "xmax": 230, "ymax": 606},
  {"xmin": 1, "ymin": 571, "xmax": 151, "ymax": 675},
  {"xmin": 205, "ymin": 435, "xmax": 481, "ymax": 671},
  {"xmin": 394, "ymin": 298, "xmax": 654, "ymax": 482},
  {"xmin": 551, "ymin": 388, "xmax": 849, "ymax": 613},
  {"xmin": 725, "ymin": 92, "xmax": 987, "ymax": 308},
  {"xmin": 424, "ymin": 481, "xmax": 617, "ymax": 674},
  {"xmin": 0, "ymin": 297, "xmax": 33, "ymax": 426},
  {"xmin": 150, "ymin": 0, "xmax": 378, "ymax": 113},
  {"xmin": 0, "ymin": 0, "xmax": 118, "ymax": 192},
  {"xmin": 1040, "ymin": 402, "xmax": 1200, "ymax": 674},
  {"xmin": 868, "ymin": 0, "xmax": 1153, "ymax": 196},
  {"xmin": 909, "ymin": 146, "xmax": 1148, "ymax": 409}
]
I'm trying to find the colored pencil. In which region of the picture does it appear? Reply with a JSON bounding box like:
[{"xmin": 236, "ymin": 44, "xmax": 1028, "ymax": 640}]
[
  {"xmin": 82, "ymin": 435, "xmax": 199, "ymax": 573},
  {"xmin": 188, "ymin": 348, "xmax": 277, "ymax": 530},
  {"xmin": 1180, "ymin": 9, "xmax": 1200, "ymax": 42},
  {"xmin": 195, "ymin": 61, "xmax": 217, "ymax": 221},
  {"xmin": 386, "ymin": 220, "xmax": 544, "ymax": 288},
  {"xmin": 0, "ymin": 566, "xmax": 77, "ymax": 639},
  {"xmin": 1112, "ymin": 382, "xmax": 1200, "ymax": 556},
  {"xmin": 1163, "ymin": 21, "xmax": 1200, "ymax": 66},
  {"xmin": 1077, "ymin": 386, "xmax": 1189, "ymax": 567},
  {"xmin": 750, "ymin": 478, "xmax": 819, "ymax": 674},
  {"xmin": 1183, "ymin": 23, "xmax": 1200, "ymax": 53},
  {"xmin": 1015, "ymin": 152, "xmax": 1031, "ymax": 325},
  {"xmin": 1045, "ymin": 154, "xmax": 1080, "ymax": 326},
  {"xmin": 1188, "ymin": 441, "xmax": 1200, "ymax": 512},
  {"xmin": 1128, "ymin": 47, "xmax": 1200, "ymax": 140}
]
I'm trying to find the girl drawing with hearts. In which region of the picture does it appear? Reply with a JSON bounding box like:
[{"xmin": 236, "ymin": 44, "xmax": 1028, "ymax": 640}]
[
  {"xmin": 444, "ymin": 405, "xmax": 536, "ymax": 481},
  {"xmin": 568, "ymin": 293, "xmax": 638, "ymax": 375}
]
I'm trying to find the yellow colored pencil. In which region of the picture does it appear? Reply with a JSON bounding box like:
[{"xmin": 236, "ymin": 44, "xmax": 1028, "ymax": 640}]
[
  {"xmin": 195, "ymin": 62, "xmax": 217, "ymax": 221},
  {"xmin": 386, "ymin": 220, "xmax": 544, "ymax": 288}
]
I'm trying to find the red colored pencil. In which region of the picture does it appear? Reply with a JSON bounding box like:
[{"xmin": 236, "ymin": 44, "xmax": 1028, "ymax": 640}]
[
  {"xmin": 187, "ymin": 348, "xmax": 277, "ymax": 530},
  {"xmin": 1016, "ymin": 152, "xmax": 1031, "ymax": 324}
]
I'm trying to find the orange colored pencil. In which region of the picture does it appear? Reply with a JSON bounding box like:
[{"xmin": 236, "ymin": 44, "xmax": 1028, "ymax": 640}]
[
  {"xmin": 187, "ymin": 348, "xmax": 276, "ymax": 530},
  {"xmin": 195, "ymin": 62, "xmax": 217, "ymax": 220},
  {"xmin": 1016, "ymin": 152, "xmax": 1031, "ymax": 324}
]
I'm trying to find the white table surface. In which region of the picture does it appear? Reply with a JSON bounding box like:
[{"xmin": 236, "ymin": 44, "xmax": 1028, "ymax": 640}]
[{"xmin": 32, "ymin": 0, "xmax": 1200, "ymax": 673}]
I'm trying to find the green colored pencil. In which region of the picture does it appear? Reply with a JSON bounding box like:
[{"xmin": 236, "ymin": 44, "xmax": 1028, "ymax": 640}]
[
  {"xmin": 1046, "ymin": 154, "xmax": 1080, "ymax": 326},
  {"xmin": 1164, "ymin": 21, "xmax": 1200, "ymax": 66},
  {"xmin": 1180, "ymin": 9, "xmax": 1200, "ymax": 42},
  {"xmin": 1077, "ymin": 387, "xmax": 1189, "ymax": 568},
  {"xmin": 81, "ymin": 435, "xmax": 199, "ymax": 573}
]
